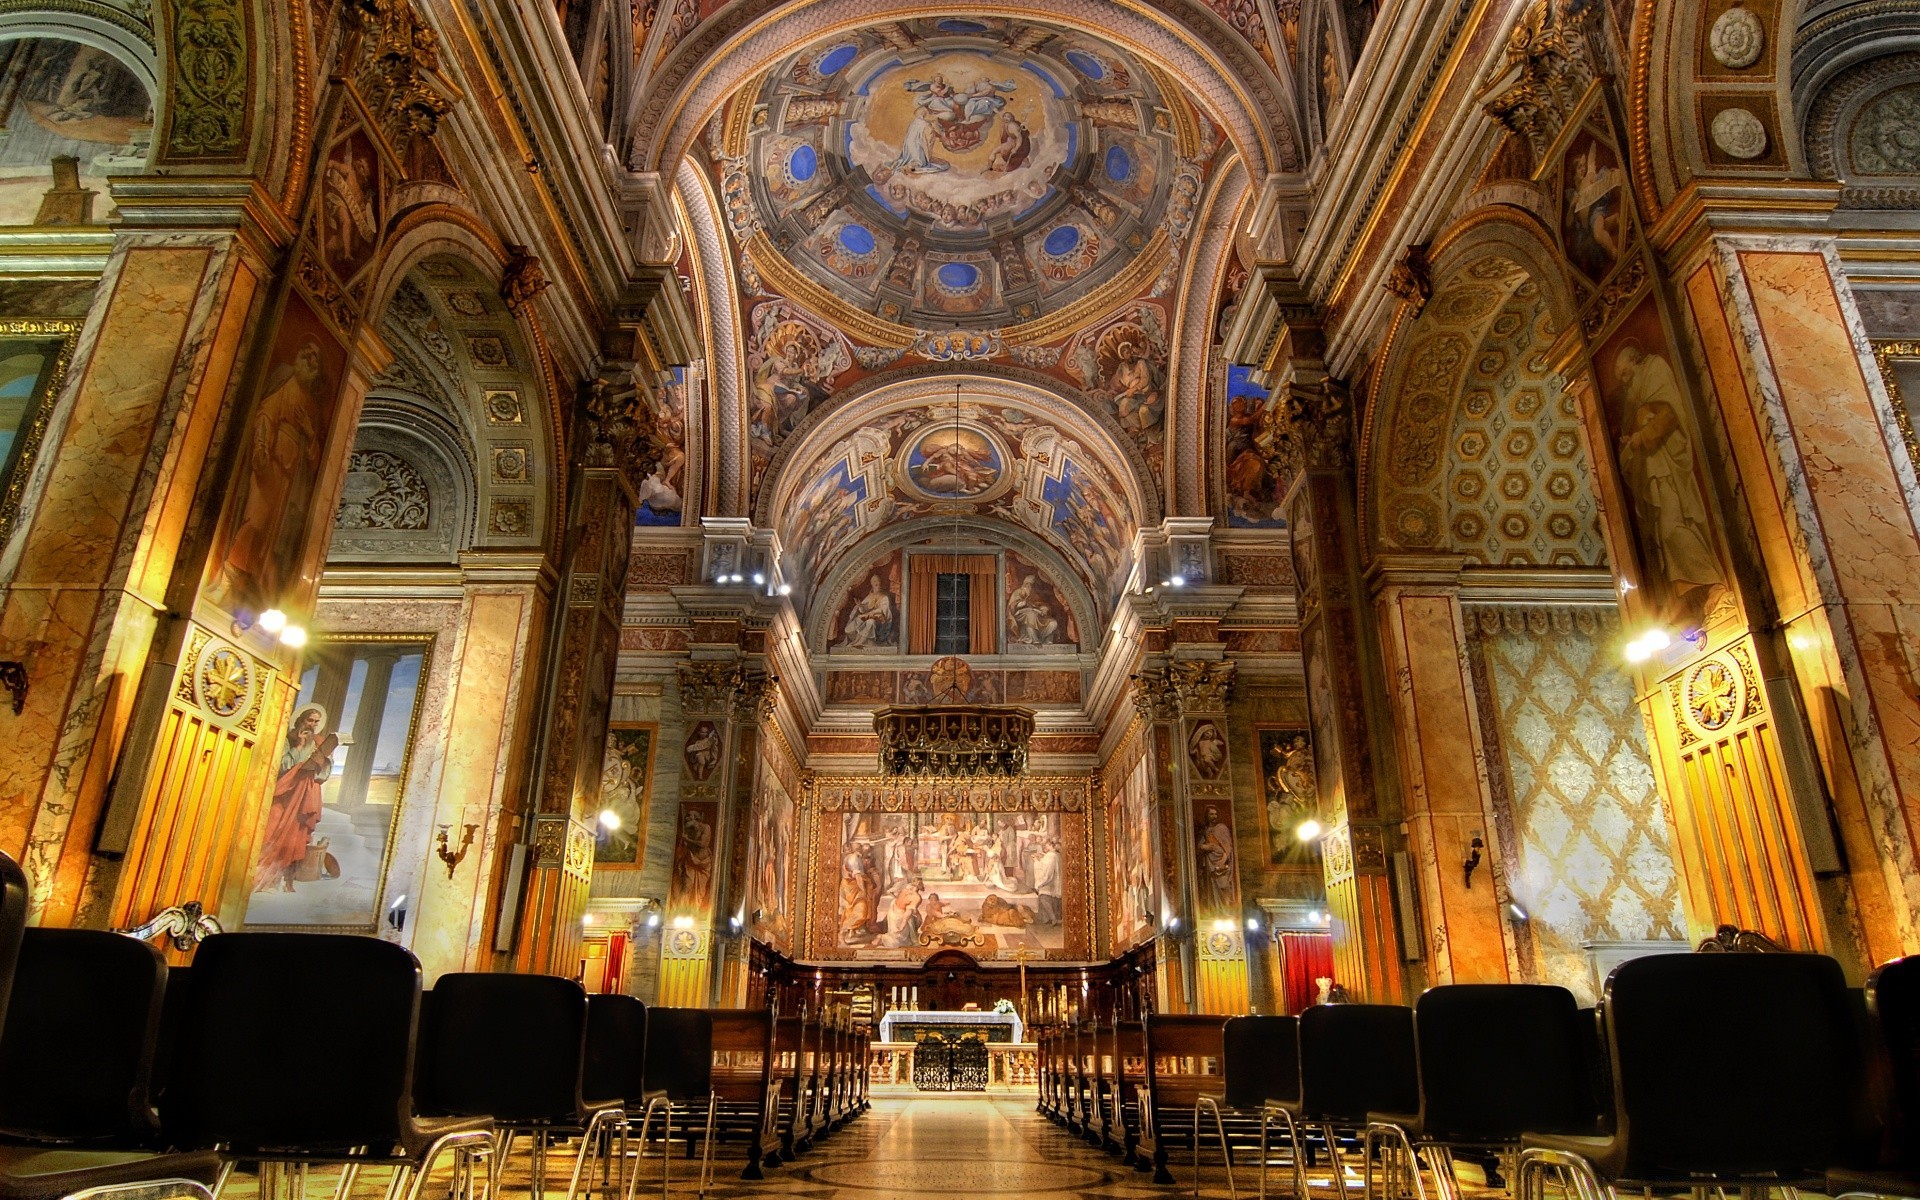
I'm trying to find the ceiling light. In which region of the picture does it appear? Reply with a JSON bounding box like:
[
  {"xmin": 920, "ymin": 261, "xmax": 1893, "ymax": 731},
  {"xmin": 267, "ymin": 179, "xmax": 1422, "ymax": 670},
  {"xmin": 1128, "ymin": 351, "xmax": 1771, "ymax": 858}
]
[
  {"xmin": 1169, "ymin": 575, "xmax": 1185, "ymax": 587},
  {"xmin": 1641, "ymin": 629, "xmax": 1672, "ymax": 652},
  {"xmin": 582, "ymin": 912, "xmax": 596, "ymax": 926},
  {"xmin": 279, "ymin": 625, "xmax": 308, "ymax": 648},
  {"xmin": 1296, "ymin": 818, "xmax": 1323, "ymax": 842},
  {"xmin": 646, "ymin": 913, "xmax": 660, "ymax": 928},
  {"xmin": 1212, "ymin": 918, "xmax": 1235, "ymax": 932},
  {"xmin": 672, "ymin": 915, "xmax": 694, "ymax": 929},
  {"xmin": 598, "ymin": 809, "xmax": 621, "ymax": 831},
  {"xmin": 1246, "ymin": 917, "xmax": 1261, "ymax": 931},
  {"xmin": 257, "ymin": 609, "xmax": 287, "ymax": 634},
  {"xmin": 778, "ymin": 583, "xmax": 793, "ymax": 596},
  {"xmin": 752, "ymin": 573, "xmax": 765, "ymax": 584}
]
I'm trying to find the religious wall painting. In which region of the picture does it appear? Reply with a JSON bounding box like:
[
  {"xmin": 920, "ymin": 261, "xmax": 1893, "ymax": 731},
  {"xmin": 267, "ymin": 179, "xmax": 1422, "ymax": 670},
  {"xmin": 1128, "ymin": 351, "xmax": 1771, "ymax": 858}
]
[
  {"xmin": 853, "ymin": 54, "xmax": 1065, "ymax": 234},
  {"xmin": 1224, "ymin": 365, "xmax": 1288, "ymax": 527},
  {"xmin": 1039, "ymin": 457, "xmax": 1129, "ymax": 597},
  {"xmin": 1193, "ymin": 797, "xmax": 1239, "ymax": 918},
  {"xmin": 788, "ymin": 458, "xmax": 869, "ymax": 580},
  {"xmin": 1560, "ymin": 127, "xmax": 1627, "ymax": 285},
  {"xmin": 667, "ymin": 800, "xmax": 719, "ymax": 916},
  {"xmin": 594, "ymin": 724, "xmax": 655, "ymax": 866},
  {"xmin": 1591, "ymin": 294, "xmax": 1734, "ymax": 629},
  {"xmin": 1003, "ymin": 552, "xmax": 1078, "ymax": 651},
  {"xmin": 1108, "ymin": 754, "xmax": 1157, "ymax": 951},
  {"xmin": 1187, "ymin": 720, "xmax": 1228, "ymax": 780},
  {"xmin": 746, "ymin": 300, "xmax": 853, "ymax": 496},
  {"xmin": 682, "ymin": 720, "xmax": 721, "ymax": 782},
  {"xmin": 1066, "ymin": 303, "xmax": 1169, "ymax": 472},
  {"xmin": 0, "ymin": 322, "xmax": 79, "ymax": 549},
  {"xmin": 836, "ymin": 810, "xmax": 1067, "ymax": 956},
  {"xmin": 829, "ymin": 549, "xmax": 902, "ymax": 652},
  {"xmin": 749, "ymin": 768, "xmax": 796, "ymax": 948},
  {"xmin": 1257, "ymin": 727, "xmax": 1319, "ymax": 864},
  {"xmin": 319, "ymin": 125, "xmax": 385, "ymax": 285},
  {"xmin": 0, "ymin": 39, "xmax": 151, "ymax": 226},
  {"xmin": 635, "ymin": 367, "xmax": 687, "ymax": 525},
  {"xmin": 244, "ymin": 637, "xmax": 431, "ymax": 931},
  {"xmin": 900, "ymin": 423, "xmax": 1006, "ymax": 500},
  {"xmin": 204, "ymin": 289, "xmax": 351, "ymax": 619}
]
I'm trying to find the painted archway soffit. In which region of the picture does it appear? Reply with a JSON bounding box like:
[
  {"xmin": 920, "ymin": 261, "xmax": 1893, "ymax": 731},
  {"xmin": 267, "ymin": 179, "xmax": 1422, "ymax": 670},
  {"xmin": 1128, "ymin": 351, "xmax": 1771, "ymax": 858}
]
[
  {"xmin": 629, "ymin": 3, "xmax": 1300, "ymax": 179},
  {"xmin": 763, "ymin": 380, "xmax": 1145, "ymax": 615}
]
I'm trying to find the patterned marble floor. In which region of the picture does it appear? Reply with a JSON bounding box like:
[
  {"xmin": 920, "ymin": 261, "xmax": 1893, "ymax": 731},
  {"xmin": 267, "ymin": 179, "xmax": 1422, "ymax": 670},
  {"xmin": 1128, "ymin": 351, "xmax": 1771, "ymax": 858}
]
[
  {"xmin": 594, "ymin": 1093, "xmax": 1477, "ymax": 1200},
  {"xmin": 224, "ymin": 1093, "xmax": 1508, "ymax": 1200}
]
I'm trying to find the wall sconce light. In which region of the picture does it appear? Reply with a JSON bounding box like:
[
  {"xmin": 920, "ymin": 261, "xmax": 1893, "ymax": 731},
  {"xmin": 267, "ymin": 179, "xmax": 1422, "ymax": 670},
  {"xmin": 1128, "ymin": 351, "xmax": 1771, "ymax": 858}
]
[
  {"xmin": 435, "ymin": 823, "xmax": 477, "ymax": 877},
  {"xmin": 0, "ymin": 660, "xmax": 26, "ymax": 715},
  {"xmin": 1463, "ymin": 833, "xmax": 1484, "ymax": 888}
]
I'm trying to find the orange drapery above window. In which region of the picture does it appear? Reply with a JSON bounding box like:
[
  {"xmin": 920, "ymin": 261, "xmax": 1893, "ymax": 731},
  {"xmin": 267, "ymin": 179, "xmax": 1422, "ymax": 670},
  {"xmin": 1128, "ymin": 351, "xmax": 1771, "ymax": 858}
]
[{"xmin": 907, "ymin": 554, "xmax": 997, "ymax": 656}]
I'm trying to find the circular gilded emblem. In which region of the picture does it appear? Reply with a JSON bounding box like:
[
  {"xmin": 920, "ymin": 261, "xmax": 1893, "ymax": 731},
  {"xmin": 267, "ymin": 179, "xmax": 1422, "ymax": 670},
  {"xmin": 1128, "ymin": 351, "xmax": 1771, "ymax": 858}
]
[
  {"xmin": 1205, "ymin": 930, "xmax": 1237, "ymax": 957},
  {"xmin": 668, "ymin": 929, "xmax": 701, "ymax": 956},
  {"xmin": 1686, "ymin": 659, "xmax": 1741, "ymax": 731},
  {"xmin": 199, "ymin": 647, "xmax": 251, "ymax": 717},
  {"xmin": 1710, "ymin": 107, "xmax": 1770, "ymax": 160},
  {"xmin": 1709, "ymin": 6, "xmax": 1765, "ymax": 70}
]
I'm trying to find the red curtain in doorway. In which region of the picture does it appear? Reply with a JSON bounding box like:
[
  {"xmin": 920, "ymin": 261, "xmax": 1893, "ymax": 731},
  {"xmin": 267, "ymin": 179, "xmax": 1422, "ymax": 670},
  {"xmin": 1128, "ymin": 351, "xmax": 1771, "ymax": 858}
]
[{"xmin": 1278, "ymin": 931, "xmax": 1335, "ymax": 1013}]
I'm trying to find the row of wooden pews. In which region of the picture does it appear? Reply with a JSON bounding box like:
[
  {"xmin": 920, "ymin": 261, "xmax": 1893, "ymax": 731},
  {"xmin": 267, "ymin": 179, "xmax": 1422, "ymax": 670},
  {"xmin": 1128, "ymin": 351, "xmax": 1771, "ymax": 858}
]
[
  {"xmin": 706, "ymin": 1004, "xmax": 871, "ymax": 1180},
  {"xmin": 1037, "ymin": 1012, "xmax": 1231, "ymax": 1184}
]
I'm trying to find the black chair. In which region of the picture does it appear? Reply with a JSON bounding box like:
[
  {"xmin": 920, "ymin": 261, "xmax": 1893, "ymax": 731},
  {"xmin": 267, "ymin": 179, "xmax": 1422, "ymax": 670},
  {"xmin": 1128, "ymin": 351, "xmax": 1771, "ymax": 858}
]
[
  {"xmin": 1265, "ymin": 1004, "xmax": 1417, "ymax": 1200},
  {"xmin": 0, "ymin": 929, "xmax": 169, "ymax": 1147},
  {"xmin": 0, "ymin": 856, "xmax": 219, "ymax": 1200},
  {"xmin": 1364, "ymin": 985, "xmax": 1600, "ymax": 1200},
  {"xmin": 161, "ymin": 933, "xmax": 490, "ymax": 1200},
  {"xmin": 584, "ymin": 995, "xmax": 653, "ymax": 1198},
  {"xmin": 1828, "ymin": 955, "xmax": 1920, "ymax": 1199},
  {"xmin": 1185, "ymin": 1015, "xmax": 1299, "ymax": 1200},
  {"xmin": 418, "ymin": 973, "xmax": 619, "ymax": 1200},
  {"xmin": 632, "ymin": 1008, "xmax": 715, "ymax": 1200},
  {"xmin": 1518, "ymin": 952, "xmax": 1858, "ymax": 1200}
]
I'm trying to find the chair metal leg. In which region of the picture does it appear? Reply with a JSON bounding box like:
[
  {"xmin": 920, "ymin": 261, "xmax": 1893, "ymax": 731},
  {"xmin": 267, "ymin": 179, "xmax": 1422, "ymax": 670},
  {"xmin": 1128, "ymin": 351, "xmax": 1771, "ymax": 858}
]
[
  {"xmin": 1194, "ymin": 1096, "xmax": 1237, "ymax": 1200},
  {"xmin": 698, "ymin": 1094, "xmax": 718, "ymax": 1198},
  {"xmin": 1259, "ymin": 1105, "xmax": 1305, "ymax": 1200},
  {"xmin": 563, "ymin": 1110, "xmax": 620, "ymax": 1200}
]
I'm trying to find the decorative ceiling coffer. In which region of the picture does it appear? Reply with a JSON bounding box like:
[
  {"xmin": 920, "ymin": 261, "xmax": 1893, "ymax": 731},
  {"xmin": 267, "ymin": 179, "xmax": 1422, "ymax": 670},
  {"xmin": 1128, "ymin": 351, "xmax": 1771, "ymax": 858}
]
[{"xmin": 874, "ymin": 705, "xmax": 1035, "ymax": 778}]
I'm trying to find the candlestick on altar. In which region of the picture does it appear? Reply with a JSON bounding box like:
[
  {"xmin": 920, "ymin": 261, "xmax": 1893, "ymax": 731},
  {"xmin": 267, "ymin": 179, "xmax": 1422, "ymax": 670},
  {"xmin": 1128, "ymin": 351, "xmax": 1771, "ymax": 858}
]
[{"xmin": 1010, "ymin": 945, "xmax": 1034, "ymax": 1025}]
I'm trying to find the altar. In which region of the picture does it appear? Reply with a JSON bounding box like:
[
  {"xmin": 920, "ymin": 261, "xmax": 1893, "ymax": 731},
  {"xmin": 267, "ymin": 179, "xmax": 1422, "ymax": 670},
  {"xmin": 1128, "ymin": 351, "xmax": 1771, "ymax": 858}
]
[
  {"xmin": 878, "ymin": 1008, "xmax": 1024, "ymax": 1044},
  {"xmin": 872, "ymin": 1009, "xmax": 1033, "ymax": 1092}
]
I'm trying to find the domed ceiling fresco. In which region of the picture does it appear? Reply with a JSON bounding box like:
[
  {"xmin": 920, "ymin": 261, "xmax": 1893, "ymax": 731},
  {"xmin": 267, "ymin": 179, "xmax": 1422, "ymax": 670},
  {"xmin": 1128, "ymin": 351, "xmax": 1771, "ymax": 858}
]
[{"xmin": 733, "ymin": 18, "xmax": 1202, "ymax": 333}]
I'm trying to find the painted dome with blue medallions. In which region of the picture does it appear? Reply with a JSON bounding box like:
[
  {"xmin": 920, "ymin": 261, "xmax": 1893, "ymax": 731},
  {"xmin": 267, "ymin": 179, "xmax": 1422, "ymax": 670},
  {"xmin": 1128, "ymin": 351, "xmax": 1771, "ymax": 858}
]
[{"xmin": 738, "ymin": 18, "xmax": 1199, "ymax": 332}]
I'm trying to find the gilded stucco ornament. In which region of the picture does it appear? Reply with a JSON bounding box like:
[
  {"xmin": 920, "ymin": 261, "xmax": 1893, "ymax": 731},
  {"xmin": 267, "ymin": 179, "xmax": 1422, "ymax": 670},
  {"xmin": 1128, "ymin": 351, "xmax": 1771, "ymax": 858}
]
[
  {"xmin": 1481, "ymin": 0, "xmax": 1601, "ymax": 163},
  {"xmin": 1708, "ymin": 5, "xmax": 1765, "ymax": 70},
  {"xmin": 1710, "ymin": 106, "xmax": 1769, "ymax": 159},
  {"xmin": 162, "ymin": 0, "xmax": 251, "ymax": 159}
]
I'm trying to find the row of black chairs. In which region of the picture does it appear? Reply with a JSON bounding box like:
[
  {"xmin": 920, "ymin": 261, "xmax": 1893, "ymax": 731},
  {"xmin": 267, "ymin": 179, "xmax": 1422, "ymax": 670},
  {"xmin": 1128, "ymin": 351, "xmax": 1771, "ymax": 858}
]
[
  {"xmin": 1230, "ymin": 953, "xmax": 1908, "ymax": 1200},
  {"xmin": 1039, "ymin": 950, "xmax": 1920, "ymax": 1200},
  {"xmin": 0, "ymin": 848, "xmax": 842, "ymax": 1200}
]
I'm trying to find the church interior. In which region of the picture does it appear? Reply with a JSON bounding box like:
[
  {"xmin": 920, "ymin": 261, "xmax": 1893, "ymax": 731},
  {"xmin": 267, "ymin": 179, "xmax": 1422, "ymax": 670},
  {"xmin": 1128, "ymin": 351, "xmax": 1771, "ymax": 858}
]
[{"xmin": 0, "ymin": 0, "xmax": 1916, "ymax": 1195}]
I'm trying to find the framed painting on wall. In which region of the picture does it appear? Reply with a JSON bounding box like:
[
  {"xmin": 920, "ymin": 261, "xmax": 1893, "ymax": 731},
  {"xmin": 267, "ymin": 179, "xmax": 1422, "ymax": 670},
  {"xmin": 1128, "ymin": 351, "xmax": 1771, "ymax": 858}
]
[
  {"xmin": 243, "ymin": 635, "xmax": 433, "ymax": 932},
  {"xmin": 1876, "ymin": 341, "xmax": 1920, "ymax": 480},
  {"xmin": 595, "ymin": 723, "xmax": 656, "ymax": 866},
  {"xmin": 0, "ymin": 319, "xmax": 81, "ymax": 549}
]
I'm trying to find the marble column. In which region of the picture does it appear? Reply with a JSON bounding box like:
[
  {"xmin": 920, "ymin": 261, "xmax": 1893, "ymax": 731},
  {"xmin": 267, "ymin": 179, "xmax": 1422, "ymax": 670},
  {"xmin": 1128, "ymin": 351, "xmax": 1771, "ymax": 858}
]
[
  {"xmin": 517, "ymin": 364, "xmax": 661, "ymax": 977},
  {"xmin": 1275, "ymin": 368, "xmax": 1410, "ymax": 1003},
  {"xmin": 1665, "ymin": 206, "xmax": 1920, "ymax": 964},
  {"xmin": 1370, "ymin": 554, "xmax": 1516, "ymax": 984},
  {"xmin": 1127, "ymin": 667, "xmax": 1190, "ymax": 1013},
  {"xmin": 0, "ymin": 197, "xmax": 281, "ymax": 926},
  {"xmin": 1169, "ymin": 659, "xmax": 1251, "ymax": 1013},
  {"xmin": 655, "ymin": 658, "xmax": 772, "ymax": 1007}
]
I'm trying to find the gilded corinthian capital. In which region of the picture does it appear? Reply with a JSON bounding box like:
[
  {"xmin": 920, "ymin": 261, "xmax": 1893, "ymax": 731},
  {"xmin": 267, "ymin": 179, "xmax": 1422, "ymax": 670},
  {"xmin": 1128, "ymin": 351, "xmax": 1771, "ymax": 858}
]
[
  {"xmin": 1170, "ymin": 660, "xmax": 1236, "ymax": 714},
  {"xmin": 1129, "ymin": 666, "xmax": 1183, "ymax": 723}
]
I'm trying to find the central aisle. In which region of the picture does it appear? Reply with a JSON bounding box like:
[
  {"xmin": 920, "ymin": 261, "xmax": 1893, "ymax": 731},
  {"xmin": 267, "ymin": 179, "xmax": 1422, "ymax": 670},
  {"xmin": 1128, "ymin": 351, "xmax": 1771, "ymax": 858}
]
[{"xmin": 698, "ymin": 1095, "xmax": 1188, "ymax": 1199}]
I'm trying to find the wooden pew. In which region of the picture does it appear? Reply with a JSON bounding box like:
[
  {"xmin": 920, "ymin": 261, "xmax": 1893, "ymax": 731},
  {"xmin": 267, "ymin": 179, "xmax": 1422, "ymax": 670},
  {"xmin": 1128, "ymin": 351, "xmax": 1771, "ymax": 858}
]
[
  {"xmin": 765, "ymin": 1014, "xmax": 804, "ymax": 1165},
  {"xmin": 1139, "ymin": 1013, "xmax": 1229, "ymax": 1184},
  {"xmin": 1090, "ymin": 1017, "xmax": 1120, "ymax": 1154},
  {"xmin": 708, "ymin": 1008, "xmax": 776, "ymax": 1180},
  {"xmin": 1114, "ymin": 1018, "xmax": 1149, "ymax": 1167}
]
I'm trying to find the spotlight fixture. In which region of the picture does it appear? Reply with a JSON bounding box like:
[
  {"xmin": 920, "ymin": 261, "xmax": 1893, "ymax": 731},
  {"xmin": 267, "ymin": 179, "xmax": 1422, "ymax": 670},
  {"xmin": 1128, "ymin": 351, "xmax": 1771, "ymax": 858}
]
[
  {"xmin": 1246, "ymin": 917, "xmax": 1261, "ymax": 932},
  {"xmin": 778, "ymin": 583, "xmax": 793, "ymax": 596},
  {"xmin": 1463, "ymin": 833, "xmax": 1484, "ymax": 888},
  {"xmin": 1212, "ymin": 918, "xmax": 1235, "ymax": 932},
  {"xmin": 582, "ymin": 912, "xmax": 596, "ymax": 926},
  {"xmin": 646, "ymin": 913, "xmax": 661, "ymax": 928},
  {"xmin": 1296, "ymin": 818, "xmax": 1324, "ymax": 843},
  {"xmin": 671, "ymin": 915, "xmax": 694, "ymax": 929},
  {"xmin": 1168, "ymin": 575, "xmax": 1186, "ymax": 588},
  {"xmin": 752, "ymin": 573, "xmax": 765, "ymax": 585},
  {"xmin": 257, "ymin": 609, "xmax": 287, "ymax": 634},
  {"xmin": 598, "ymin": 808, "xmax": 622, "ymax": 831},
  {"xmin": 1509, "ymin": 903, "xmax": 1529, "ymax": 922},
  {"xmin": 279, "ymin": 625, "xmax": 308, "ymax": 649}
]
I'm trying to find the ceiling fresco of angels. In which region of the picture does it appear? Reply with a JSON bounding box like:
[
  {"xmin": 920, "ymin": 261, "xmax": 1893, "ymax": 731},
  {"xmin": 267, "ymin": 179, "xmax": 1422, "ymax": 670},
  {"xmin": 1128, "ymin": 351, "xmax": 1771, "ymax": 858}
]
[{"xmin": 740, "ymin": 18, "xmax": 1188, "ymax": 331}]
